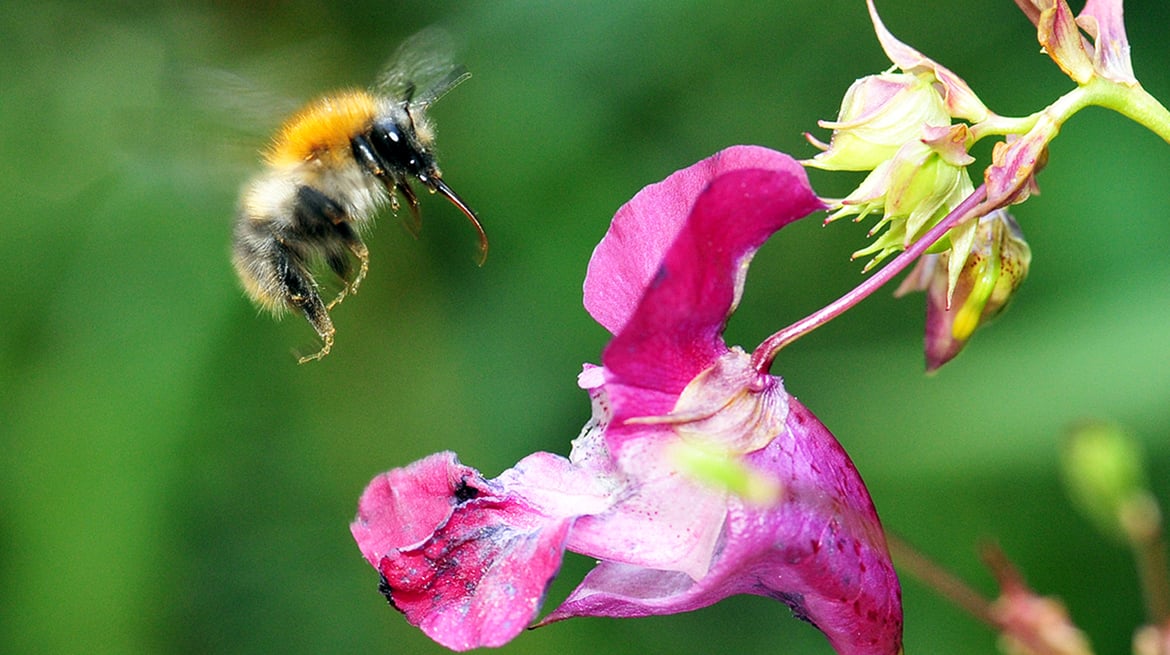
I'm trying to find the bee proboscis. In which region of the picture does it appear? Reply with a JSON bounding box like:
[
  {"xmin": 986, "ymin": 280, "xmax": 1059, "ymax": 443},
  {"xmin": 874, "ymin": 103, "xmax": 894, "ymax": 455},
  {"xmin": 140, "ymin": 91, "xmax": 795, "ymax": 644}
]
[{"xmin": 231, "ymin": 30, "xmax": 486, "ymax": 363}]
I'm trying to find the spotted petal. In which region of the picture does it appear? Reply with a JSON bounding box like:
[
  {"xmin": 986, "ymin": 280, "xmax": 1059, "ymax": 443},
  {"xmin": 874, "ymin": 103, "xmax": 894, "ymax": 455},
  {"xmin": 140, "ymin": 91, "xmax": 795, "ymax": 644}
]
[{"xmin": 351, "ymin": 452, "xmax": 610, "ymax": 651}]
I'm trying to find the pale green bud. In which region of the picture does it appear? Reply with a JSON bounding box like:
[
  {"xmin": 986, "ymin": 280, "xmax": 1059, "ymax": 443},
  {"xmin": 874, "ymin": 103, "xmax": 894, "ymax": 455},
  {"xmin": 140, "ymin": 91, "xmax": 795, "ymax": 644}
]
[
  {"xmin": 805, "ymin": 73, "xmax": 950, "ymax": 172},
  {"xmin": 1062, "ymin": 421, "xmax": 1158, "ymax": 545}
]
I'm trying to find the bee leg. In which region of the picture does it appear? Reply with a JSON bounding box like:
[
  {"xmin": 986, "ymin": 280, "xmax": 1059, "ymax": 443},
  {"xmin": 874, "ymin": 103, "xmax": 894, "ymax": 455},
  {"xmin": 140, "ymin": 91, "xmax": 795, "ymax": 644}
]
[
  {"xmin": 293, "ymin": 291, "xmax": 334, "ymax": 364},
  {"xmin": 275, "ymin": 249, "xmax": 335, "ymax": 363},
  {"xmin": 325, "ymin": 223, "xmax": 370, "ymax": 311},
  {"xmin": 345, "ymin": 239, "xmax": 369, "ymax": 299},
  {"xmin": 323, "ymin": 251, "xmax": 352, "ymax": 311},
  {"xmin": 292, "ymin": 185, "xmax": 364, "ymax": 310}
]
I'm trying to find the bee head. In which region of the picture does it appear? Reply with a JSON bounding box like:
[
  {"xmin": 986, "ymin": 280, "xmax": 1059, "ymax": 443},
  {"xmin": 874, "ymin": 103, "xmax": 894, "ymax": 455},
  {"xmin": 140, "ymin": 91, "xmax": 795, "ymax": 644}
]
[
  {"xmin": 365, "ymin": 114, "xmax": 439, "ymax": 184},
  {"xmin": 354, "ymin": 102, "xmax": 488, "ymax": 266}
]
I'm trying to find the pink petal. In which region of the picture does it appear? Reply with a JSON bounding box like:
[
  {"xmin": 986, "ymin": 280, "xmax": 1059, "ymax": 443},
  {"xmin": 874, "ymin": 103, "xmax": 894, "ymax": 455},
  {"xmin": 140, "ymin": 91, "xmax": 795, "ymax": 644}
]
[
  {"xmin": 599, "ymin": 150, "xmax": 824, "ymax": 398},
  {"xmin": 566, "ymin": 430, "xmax": 730, "ymax": 580},
  {"xmin": 921, "ymin": 124, "xmax": 975, "ymax": 168},
  {"xmin": 1078, "ymin": 0, "xmax": 1136, "ymax": 83},
  {"xmin": 584, "ymin": 146, "xmax": 822, "ymax": 338},
  {"xmin": 351, "ymin": 451, "xmax": 478, "ymax": 567},
  {"xmin": 351, "ymin": 452, "xmax": 580, "ymax": 651},
  {"xmin": 544, "ymin": 399, "xmax": 903, "ymax": 655},
  {"xmin": 984, "ymin": 131, "xmax": 1047, "ymax": 209}
]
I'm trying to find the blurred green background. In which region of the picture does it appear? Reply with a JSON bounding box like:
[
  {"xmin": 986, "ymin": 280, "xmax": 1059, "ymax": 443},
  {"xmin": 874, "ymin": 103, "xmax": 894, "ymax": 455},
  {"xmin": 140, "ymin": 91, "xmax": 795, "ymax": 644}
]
[{"xmin": 2, "ymin": 1, "xmax": 1168, "ymax": 653}]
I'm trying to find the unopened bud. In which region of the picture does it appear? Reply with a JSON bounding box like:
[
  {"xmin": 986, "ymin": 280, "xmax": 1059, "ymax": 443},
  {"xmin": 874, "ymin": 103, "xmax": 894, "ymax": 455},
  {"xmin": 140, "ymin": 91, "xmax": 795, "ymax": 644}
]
[
  {"xmin": 1062, "ymin": 421, "xmax": 1158, "ymax": 545},
  {"xmin": 898, "ymin": 209, "xmax": 1030, "ymax": 371},
  {"xmin": 805, "ymin": 73, "xmax": 949, "ymax": 172}
]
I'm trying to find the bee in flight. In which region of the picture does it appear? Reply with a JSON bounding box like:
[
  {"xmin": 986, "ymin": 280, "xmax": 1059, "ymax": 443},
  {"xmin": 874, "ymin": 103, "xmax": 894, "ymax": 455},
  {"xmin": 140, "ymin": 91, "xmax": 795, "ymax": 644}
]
[{"xmin": 232, "ymin": 30, "xmax": 486, "ymax": 363}]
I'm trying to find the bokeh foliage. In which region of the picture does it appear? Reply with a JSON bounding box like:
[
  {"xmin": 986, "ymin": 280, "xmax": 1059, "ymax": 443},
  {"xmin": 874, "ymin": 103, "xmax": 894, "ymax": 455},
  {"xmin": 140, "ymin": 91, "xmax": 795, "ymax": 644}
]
[{"xmin": 2, "ymin": 1, "xmax": 1168, "ymax": 653}]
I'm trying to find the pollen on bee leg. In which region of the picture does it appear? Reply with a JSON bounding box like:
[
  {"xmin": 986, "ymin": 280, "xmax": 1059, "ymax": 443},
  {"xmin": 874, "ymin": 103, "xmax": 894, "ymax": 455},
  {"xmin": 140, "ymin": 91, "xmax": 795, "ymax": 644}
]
[
  {"xmin": 296, "ymin": 300, "xmax": 336, "ymax": 364},
  {"xmin": 326, "ymin": 242, "xmax": 370, "ymax": 311},
  {"xmin": 350, "ymin": 241, "xmax": 370, "ymax": 292},
  {"xmin": 325, "ymin": 289, "xmax": 349, "ymax": 311},
  {"xmin": 285, "ymin": 275, "xmax": 337, "ymax": 363},
  {"xmin": 297, "ymin": 329, "xmax": 335, "ymax": 364}
]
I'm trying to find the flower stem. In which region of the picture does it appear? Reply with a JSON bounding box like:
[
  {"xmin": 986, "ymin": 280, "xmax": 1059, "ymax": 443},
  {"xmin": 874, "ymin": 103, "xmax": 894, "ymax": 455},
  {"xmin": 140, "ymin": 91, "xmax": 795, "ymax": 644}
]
[
  {"xmin": 969, "ymin": 112, "xmax": 1043, "ymax": 142},
  {"xmin": 1125, "ymin": 494, "xmax": 1170, "ymax": 624},
  {"xmin": 751, "ymin": 185, "xmax": 988, "ymax": 374},
  {"xmin": 1083, "ymin": 77, "xmax": 1170, "ymax": 145},
  {"xmin": 1136, "ymin": 531, "xmax": 1170, "ymax": 625},
  {"xmin": 885, "ymin": 533, "xmax": 997, "ymax": 626}
]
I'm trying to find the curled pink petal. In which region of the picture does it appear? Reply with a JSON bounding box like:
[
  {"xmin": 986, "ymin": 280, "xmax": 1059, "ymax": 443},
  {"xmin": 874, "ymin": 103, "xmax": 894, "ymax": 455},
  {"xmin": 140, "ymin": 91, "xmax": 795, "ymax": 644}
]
[
  {"xmin": 1019, "ymin": 0, "xmax": 1135, "ymax": 85},
  {"xmin": 1037, "ymin": 0, "xmax": 1096, "ymax": 84},
  {"xmin": 1077, "ymin": 0, "xmax": 1136, "ymax": 84},
  {"xmin": 922, "ymin": 124, "xmax": 975, "ymax": 167},
  {"xmin": 600, "ymin": 150, "xmax": 824, "ymax": 398},
  {"xmin": 352, "ymin": 451, "xmax": 479, "ymax": 567},
  {"xmin": 984, "ymin": 129, "xmax": 1049, "ymax": 208},
  {"xmin": 352, "ymin": 452, "xmax": 580, "ymax": 651},
  {"xmin": 585, "ymin": 146, "xmax": 822, "ymax": 337}
]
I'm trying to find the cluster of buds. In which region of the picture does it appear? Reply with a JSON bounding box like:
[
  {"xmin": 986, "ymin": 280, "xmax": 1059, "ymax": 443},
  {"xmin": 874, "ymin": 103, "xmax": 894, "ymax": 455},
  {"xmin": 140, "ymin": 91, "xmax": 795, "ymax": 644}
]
[
  {"xmin": 802, "ymin": 0, "xmax": 1021, "ymax": 371},
  {"xmin": 801, "ymin": 0, "xmax": 1159, "ymax": 371},
  {"xmin": 805, "ymin": 74, "xmax": 976, "ymax": 273}
]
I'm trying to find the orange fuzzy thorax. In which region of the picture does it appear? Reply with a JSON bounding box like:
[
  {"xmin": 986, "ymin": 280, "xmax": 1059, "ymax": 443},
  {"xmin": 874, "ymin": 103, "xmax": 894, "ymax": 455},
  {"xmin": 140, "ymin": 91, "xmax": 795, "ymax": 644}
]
[{"xmin": 265, "ymin": 90, "xmax": 378, "ymax": 167}]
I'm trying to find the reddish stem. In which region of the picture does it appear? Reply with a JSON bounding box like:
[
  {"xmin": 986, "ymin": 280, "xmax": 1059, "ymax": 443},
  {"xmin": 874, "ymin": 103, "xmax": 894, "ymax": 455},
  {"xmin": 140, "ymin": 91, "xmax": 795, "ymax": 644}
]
[
  {"xmin": 886, "ymin": 533, "xmax": 997, "ymax": 626},
  {"xmin": 751, "ymin": 185, "xmax": 990, "ymax": 374}
]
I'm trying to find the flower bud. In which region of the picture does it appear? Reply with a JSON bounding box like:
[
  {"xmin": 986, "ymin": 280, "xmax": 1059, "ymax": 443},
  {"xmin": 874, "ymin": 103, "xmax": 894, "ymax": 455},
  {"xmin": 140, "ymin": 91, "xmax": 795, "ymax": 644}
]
[
  {"xmin": 897, "ymin": 209, "xmax": 1031, "ymax": 371},
  {"xmin": 805, "ymin": 73, "xmax": 950, "ymax": 172},
  {"xmin": 1061, "ymin": 421, "xmax": 1159, "ymax": 545},
  {"xmin": 866, "ymin": 0, "xmax": 990, "ymax": 122},
  {"xmin": 829, "ymin": 125, "xmax": 975, "ymax": 270}
]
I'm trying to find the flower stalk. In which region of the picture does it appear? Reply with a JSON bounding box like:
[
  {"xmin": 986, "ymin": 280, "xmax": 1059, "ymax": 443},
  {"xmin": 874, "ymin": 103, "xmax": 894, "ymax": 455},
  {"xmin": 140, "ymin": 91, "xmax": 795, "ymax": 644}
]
[
  {"xmin": 751, "ymin": 185, "xmax": 987, "ymax": 374},
  {"xmin": 1080, "ymin": 76, "xmax": 1170, "ymax": 144}
]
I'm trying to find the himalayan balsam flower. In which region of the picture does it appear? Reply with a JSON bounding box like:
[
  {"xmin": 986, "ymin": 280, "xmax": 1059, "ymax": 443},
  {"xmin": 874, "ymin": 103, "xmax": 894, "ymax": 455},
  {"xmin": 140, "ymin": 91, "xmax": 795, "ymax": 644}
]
[{"xmin": 352, "ymin": 146, "xmax": 903, "ymax": 654}]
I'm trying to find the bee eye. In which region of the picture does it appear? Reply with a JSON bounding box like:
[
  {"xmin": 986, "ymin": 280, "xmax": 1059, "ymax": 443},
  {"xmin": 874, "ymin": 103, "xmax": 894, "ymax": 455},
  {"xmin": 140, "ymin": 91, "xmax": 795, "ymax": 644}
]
[{"xmin": 368, "ymin": 122, "xmax": 425, "ymax": 174}]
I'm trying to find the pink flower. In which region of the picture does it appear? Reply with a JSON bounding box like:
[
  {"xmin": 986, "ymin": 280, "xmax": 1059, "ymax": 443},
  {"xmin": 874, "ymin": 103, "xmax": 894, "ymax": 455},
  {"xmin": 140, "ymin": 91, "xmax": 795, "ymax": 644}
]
[{"xmin": 351, "ymin": 146, "xmax": 903, "ymax": 654}]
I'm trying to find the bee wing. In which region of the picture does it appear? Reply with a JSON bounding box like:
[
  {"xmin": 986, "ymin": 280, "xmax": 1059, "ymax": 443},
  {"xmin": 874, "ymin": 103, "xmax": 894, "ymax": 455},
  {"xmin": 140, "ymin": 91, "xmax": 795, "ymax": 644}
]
[
  {"xmin": 187, "ymin": 67, "xmax": 303, "ymax": 134},
  {"xmin": 179, "ymin": 42, "xmax": 341, "ymax": 172},
  {"xmin": 375, "ymin": 27, "xmax": 470, "ymax": 107}
]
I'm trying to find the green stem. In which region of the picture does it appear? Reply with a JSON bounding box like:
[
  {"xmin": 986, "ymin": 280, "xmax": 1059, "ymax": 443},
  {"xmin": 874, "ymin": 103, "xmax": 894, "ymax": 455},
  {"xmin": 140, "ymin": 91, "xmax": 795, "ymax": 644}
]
[
  {"xmin": 972, "ymin": 77, "xmax": 1170, "ymax": 146},
  {"xmin": 1081, "ymin": 77, "xmax": 1170, "ymax": 145},
  {"xmin": 969, "ymin": 112, "xmax": 1044, "ymax": 142}
]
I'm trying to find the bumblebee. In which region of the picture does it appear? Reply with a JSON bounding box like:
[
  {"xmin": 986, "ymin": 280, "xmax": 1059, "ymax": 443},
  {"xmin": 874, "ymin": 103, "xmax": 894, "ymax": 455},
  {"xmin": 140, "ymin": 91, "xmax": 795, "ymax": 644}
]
[{"xmin": 232, "ymin": 32, "xmax": 486, "ymax": 363}]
